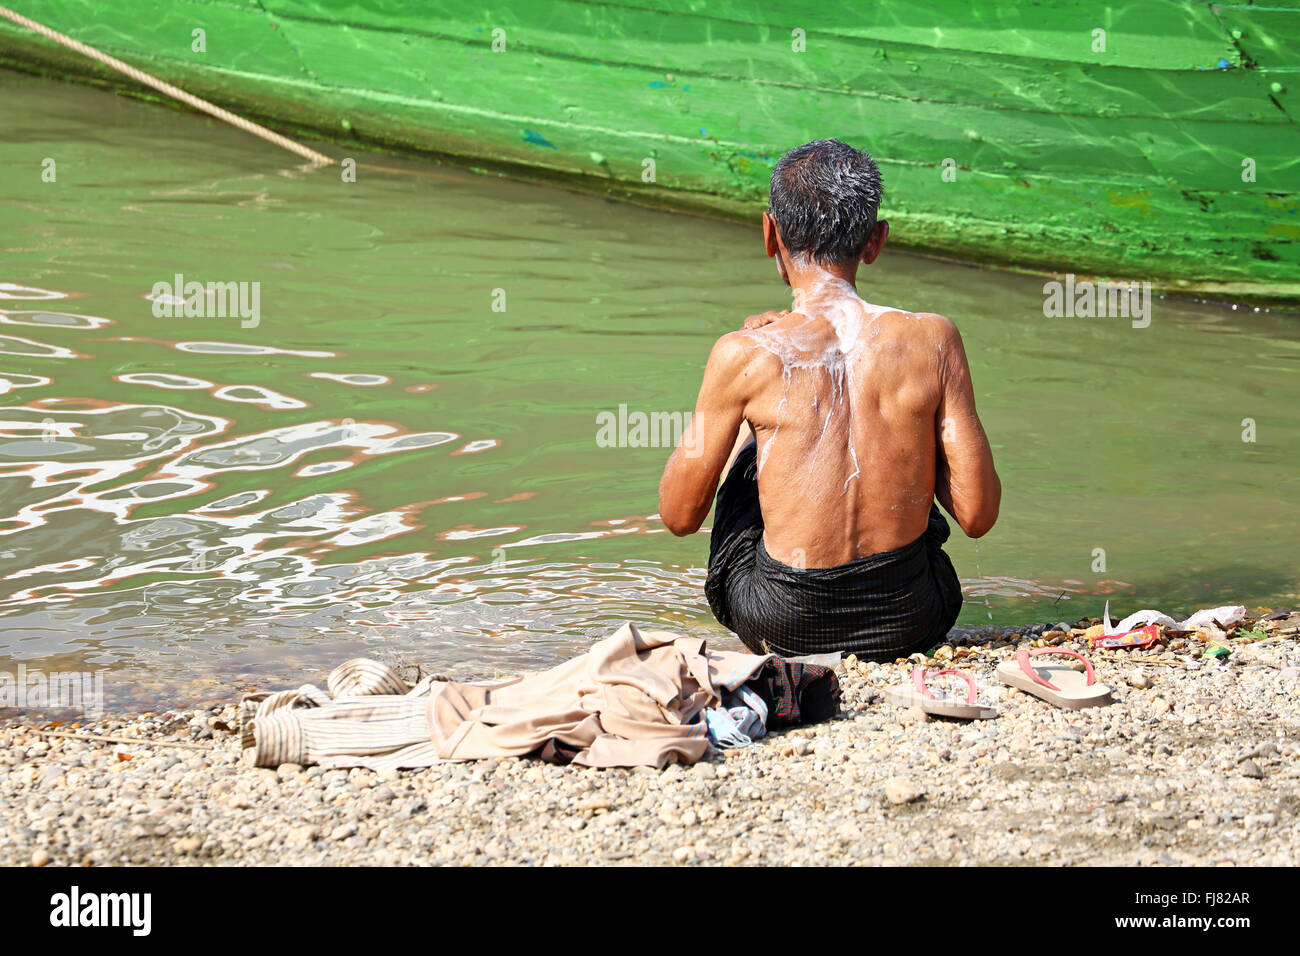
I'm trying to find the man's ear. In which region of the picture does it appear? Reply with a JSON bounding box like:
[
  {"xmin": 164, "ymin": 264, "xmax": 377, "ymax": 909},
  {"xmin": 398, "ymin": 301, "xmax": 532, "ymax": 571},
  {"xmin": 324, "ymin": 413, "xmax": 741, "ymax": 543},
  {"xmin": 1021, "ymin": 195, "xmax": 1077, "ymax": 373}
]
[
  {"xmin": 763, "ymin": 212, "xmax": 791, "ymax": 286},
  {"xmin": 860, "ymin": 219, "xmax": 889, "ymax": 266},
  {"xmin": 762, "ymin": 212, "xmax": 780, "ymax": 258}
]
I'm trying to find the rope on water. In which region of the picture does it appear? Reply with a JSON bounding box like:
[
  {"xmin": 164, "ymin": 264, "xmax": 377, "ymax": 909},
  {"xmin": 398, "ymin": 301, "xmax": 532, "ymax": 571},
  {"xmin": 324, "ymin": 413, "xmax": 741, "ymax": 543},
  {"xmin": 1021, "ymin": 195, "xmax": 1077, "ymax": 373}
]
[{"xmin": 0, "ymin": 4, "xmax": 334, "ymax": 165}]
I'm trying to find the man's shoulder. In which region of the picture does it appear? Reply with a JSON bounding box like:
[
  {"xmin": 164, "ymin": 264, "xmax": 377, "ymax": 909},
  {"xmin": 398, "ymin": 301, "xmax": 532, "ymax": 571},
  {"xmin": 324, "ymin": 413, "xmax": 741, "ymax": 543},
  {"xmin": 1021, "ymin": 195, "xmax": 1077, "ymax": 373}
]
[
  {"xmin": 892, "ymin": 308, "xmax": 958, "ymax": 333},
  {"xmin": 708, "ymin": 328, "xmax": 779, "ymax": 369},
  {"xmin": 883, "ymin": 309, "xmax": 963, "ymax": 351}
]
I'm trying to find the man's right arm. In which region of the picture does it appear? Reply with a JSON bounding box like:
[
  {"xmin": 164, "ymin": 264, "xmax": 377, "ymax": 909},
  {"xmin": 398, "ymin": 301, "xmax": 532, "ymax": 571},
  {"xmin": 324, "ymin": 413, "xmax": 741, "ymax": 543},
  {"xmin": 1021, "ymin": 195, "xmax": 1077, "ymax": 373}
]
[
  {"xmin": 657, "ymin": 333, "xmax": 751, "ymax": 536},
  {"xmin": 933, "ymin": 318, "xmax": 1000, "ymax": 537}
]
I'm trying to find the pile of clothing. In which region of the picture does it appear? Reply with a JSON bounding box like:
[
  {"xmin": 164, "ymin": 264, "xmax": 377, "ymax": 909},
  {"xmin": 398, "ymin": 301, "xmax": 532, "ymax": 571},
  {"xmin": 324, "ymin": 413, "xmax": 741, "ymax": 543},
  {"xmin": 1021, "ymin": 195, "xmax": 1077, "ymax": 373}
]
[{"xmin": 240, "ymin": 622, "xmax": 840, "ymax": 771}]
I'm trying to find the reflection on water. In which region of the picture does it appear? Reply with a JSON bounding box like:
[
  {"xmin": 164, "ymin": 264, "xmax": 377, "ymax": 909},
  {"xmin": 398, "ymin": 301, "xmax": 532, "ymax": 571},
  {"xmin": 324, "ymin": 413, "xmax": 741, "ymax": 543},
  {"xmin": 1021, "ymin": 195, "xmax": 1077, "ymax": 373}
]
[{"xmin": 1, "ymin": 71, "xmax": 1298, "ymax": 710}]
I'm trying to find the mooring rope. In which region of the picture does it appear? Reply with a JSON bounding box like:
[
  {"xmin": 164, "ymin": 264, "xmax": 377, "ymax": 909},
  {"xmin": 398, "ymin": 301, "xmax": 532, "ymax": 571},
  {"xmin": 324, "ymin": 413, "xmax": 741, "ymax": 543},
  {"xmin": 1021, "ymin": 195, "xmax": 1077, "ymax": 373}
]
[{"xmin": 0, "ymin": 4, "xmax": 334, "ymax": 165}]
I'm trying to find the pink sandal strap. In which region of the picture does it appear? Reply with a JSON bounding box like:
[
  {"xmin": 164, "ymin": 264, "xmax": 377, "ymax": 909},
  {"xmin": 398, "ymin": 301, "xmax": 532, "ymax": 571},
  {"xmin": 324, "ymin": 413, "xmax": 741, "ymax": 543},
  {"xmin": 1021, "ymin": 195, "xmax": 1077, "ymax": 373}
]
[
  {"xmin": 1016, "ymin": 647, "xmax": 1096, "ymax": 692},
  {"xmin": 912, "ymin": 666, "xmax": 977, "ymax": 705}
]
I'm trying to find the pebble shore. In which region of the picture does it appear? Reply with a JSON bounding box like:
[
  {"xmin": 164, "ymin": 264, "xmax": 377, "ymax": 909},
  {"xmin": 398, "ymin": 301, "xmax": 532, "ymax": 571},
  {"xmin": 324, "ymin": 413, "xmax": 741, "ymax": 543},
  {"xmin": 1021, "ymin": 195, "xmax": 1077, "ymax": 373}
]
[{"xmin": 3, "ymin": 611, "xmax": 1297, "ymax": 867}]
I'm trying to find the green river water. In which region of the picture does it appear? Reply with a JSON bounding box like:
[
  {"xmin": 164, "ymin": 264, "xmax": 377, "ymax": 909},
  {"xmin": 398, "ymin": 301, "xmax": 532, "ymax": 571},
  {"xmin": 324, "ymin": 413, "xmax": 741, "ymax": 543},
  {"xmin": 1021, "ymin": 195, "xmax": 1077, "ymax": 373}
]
[{"xmin": 1, "ymin": 72, "xmax": 1298, "ymax": 710}]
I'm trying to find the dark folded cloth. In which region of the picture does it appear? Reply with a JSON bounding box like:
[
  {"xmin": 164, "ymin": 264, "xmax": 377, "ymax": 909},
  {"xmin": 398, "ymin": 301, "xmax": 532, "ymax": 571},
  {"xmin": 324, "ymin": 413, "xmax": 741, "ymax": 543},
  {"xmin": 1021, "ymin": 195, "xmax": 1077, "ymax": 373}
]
[
  {"xmin": 747, "ymin": 659, "xmax": 841, "ymax": 729},
  {"xmin": 705, "ymin": 444, "xmax": 963, "ymax": 660}
]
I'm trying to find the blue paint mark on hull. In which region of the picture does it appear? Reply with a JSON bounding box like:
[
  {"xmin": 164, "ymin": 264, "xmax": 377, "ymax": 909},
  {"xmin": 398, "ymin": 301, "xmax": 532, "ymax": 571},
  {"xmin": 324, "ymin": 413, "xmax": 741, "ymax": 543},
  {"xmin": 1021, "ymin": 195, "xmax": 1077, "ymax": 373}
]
[{"xmin": 522, "ymin": 129, "xmax": 557, "ymax": 149}]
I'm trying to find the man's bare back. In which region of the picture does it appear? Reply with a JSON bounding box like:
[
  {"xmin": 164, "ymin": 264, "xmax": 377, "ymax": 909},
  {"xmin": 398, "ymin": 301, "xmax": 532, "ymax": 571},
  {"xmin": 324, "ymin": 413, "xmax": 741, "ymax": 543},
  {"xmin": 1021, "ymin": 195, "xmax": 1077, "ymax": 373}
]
[{"xmin": 733, "ymin": 279, "xmax": 952, "ymax": 566}]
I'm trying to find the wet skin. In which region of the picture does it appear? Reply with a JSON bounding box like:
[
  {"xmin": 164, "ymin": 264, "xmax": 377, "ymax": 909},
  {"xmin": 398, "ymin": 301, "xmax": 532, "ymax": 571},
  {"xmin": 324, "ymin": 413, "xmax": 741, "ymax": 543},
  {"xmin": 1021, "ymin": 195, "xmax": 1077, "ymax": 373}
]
[{"xmin": 659, "ymin": 213, "xmax": 1001, "ymax": 568}]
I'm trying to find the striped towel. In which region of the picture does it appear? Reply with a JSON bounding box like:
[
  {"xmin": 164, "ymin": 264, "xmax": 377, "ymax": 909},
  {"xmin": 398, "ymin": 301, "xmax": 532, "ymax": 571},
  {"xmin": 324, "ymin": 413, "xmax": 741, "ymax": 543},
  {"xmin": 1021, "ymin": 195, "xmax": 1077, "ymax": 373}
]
[{"xmin": 240, "ymin": 659, "xmax": 453, "ymax": 773}]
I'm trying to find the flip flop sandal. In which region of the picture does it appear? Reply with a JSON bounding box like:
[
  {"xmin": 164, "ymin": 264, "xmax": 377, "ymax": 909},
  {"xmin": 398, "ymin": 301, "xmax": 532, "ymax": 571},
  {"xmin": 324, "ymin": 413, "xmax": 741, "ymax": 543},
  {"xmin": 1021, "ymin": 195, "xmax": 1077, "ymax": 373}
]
[
  {"xmin": 997, "ymin": 647, "xmax": 1112, "ymax": 709},
  {"xmin": 883, "ymin": 667, "xmax": 998, "ymax": 720}
]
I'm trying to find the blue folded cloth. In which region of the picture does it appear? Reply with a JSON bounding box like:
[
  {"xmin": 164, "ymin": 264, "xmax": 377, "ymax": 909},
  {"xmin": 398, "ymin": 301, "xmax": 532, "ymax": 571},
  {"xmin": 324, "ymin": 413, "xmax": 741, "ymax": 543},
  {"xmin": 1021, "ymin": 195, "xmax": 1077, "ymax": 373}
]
[{"xmin": 703, "ymin": 685, "xmax": 769, "ymax": 748}]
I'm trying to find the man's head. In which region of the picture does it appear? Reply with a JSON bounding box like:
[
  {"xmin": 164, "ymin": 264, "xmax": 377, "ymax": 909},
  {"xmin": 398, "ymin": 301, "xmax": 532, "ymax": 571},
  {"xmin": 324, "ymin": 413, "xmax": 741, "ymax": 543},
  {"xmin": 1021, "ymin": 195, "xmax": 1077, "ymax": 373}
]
[{"xmin": 764, "ymin": 139, "xmax": 888, "ymax": 280}]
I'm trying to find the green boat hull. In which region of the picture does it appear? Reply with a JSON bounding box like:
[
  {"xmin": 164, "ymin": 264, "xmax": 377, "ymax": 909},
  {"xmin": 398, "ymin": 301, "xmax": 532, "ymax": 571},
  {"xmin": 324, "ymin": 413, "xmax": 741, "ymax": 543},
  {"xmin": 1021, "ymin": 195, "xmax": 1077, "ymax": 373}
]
[{"xmin": 2, "ymin": 1, "xmax": 1298, "ymax": 303}]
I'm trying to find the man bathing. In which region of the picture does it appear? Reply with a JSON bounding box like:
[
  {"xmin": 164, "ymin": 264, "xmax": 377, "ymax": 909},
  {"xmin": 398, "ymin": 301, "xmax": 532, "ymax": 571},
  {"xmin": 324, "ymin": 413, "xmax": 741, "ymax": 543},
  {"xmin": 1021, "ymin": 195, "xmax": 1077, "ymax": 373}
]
[{"xmin": 659, "ymin": 138, "xmax": 1000, "ymax": 659}]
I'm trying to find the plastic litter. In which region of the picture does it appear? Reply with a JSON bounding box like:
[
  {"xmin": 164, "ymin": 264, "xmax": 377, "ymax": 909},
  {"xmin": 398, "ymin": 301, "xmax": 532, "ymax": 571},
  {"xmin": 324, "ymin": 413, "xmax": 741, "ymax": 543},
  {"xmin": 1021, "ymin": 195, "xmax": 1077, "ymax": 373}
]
[
  {"xmin": 1102, "ymin": 601, "xmax": 1246, "ymax": 636},
  {"xmin": 1090, "ymin": 623, "xmax": 1159, "ymax": 651}
]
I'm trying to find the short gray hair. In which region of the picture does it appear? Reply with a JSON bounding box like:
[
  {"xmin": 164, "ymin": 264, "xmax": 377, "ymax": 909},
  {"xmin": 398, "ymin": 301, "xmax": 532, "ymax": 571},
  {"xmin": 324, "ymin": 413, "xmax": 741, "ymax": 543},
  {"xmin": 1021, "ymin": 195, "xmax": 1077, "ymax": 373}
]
[{"xmin": 768, "ymin": 139, "xmax": 883, "ymax": 266}]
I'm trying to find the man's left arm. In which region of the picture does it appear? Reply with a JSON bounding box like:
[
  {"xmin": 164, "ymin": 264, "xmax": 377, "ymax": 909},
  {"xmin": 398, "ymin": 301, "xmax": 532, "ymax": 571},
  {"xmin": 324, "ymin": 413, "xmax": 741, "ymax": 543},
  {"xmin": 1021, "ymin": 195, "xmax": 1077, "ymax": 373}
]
[{"xmin": 658, "ymin": 333, "xmax": 752, "ymax": 536}]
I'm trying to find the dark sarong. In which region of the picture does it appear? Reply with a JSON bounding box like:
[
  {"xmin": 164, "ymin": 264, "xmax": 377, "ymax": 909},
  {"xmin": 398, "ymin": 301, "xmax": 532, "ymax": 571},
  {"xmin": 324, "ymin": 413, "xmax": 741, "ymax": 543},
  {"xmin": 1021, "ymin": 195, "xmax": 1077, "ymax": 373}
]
[{"xmin": 704, "ymin": 444, "xmax": 963, "ymax": 660}]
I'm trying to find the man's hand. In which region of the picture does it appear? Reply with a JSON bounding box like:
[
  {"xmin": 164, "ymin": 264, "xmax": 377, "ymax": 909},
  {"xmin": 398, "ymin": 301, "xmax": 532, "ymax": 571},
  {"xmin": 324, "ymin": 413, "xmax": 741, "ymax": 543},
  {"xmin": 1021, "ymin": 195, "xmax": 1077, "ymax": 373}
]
[{"xmin": 740, "ymin": 309, "xmax": 790, "ymax": 331}]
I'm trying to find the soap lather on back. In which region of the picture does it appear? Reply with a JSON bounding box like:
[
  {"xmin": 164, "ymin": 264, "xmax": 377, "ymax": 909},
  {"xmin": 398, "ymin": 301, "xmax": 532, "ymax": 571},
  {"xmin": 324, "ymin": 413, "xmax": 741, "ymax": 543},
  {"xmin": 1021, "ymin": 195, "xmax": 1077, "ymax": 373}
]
[{"xmin": 738, "ymin": 286, "xmax": 956, "ymax": 567}]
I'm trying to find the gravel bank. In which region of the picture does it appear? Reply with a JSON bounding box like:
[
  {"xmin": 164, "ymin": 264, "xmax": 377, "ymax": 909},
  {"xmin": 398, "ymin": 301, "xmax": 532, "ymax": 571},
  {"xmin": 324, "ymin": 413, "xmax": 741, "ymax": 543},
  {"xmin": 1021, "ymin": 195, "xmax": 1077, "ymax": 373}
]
[{"xmin": 3, "ymin": 612, "xmax": 1297, "ymax": 867}]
